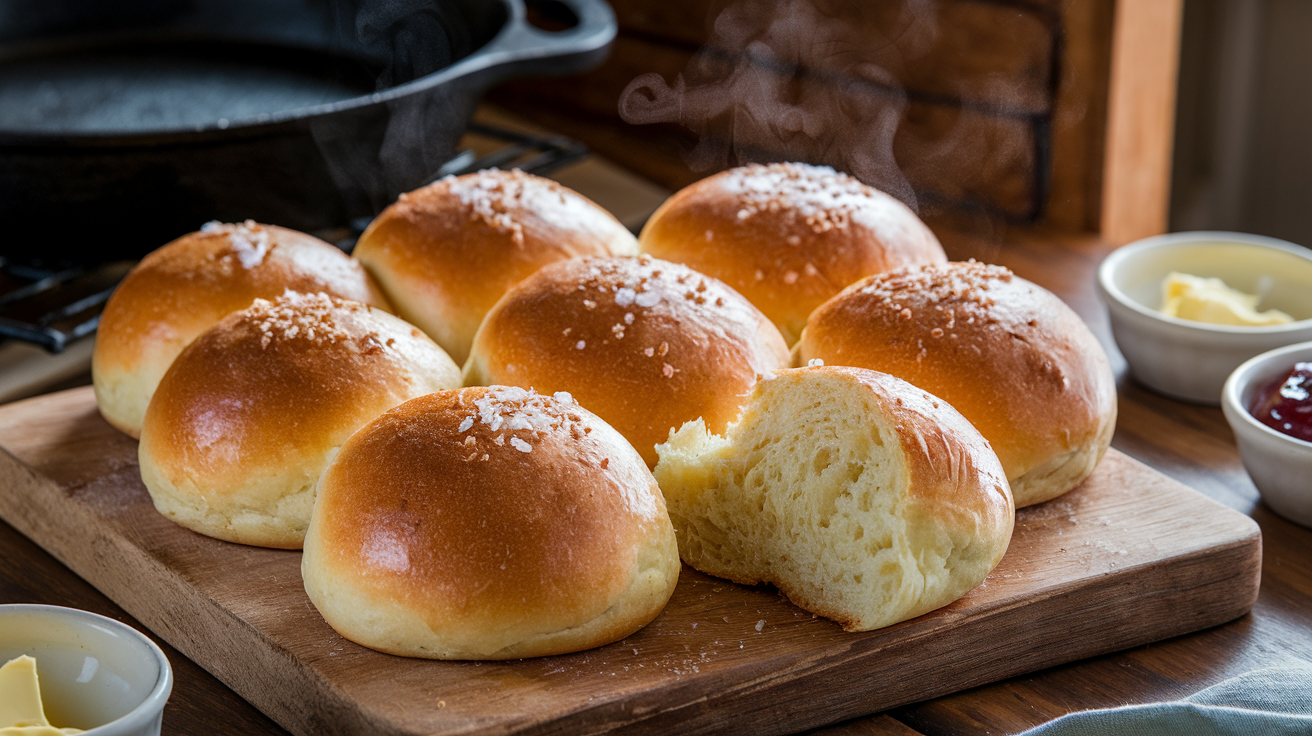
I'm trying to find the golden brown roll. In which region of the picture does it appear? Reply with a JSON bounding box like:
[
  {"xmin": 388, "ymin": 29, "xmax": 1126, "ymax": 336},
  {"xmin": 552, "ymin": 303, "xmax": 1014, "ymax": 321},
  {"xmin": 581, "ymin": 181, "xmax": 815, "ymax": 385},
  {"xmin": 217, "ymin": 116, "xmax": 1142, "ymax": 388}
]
[
  {"xmin": 654, "ymin": 365, "xmax": 1014, "ymax": 632},
  {"xmin": 93, "ymin": 221, "xmax": 391, "ymax": 438},
  {"xmin": 353, "ymin": 169, "xmax": 639, "ymax": 366},
  {"xmin": 639, "ymin": 162, "xmax": 946, "ymax": 345},
  {"xmin": 464, "ymin": 255, "xmax": 791, "ymax": 466},
  {"xmin": 138, "ymin": 292, "xmax": 461, "ymax": 548},
  {"xmin": 797, "ymin": 261, "xmax": 1117, "ymax": 508},
  {"xmin": 301, "ymin": 386, "xmax": 680, "ymax": 660}
]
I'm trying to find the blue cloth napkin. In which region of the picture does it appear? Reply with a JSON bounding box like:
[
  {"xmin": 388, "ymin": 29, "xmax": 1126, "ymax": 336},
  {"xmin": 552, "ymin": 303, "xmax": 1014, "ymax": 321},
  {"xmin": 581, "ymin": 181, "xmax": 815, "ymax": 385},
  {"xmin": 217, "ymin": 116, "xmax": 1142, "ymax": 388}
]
[{"xmin": 1018, "ymin": 664, "xmax": 1312, "ymax": 735}]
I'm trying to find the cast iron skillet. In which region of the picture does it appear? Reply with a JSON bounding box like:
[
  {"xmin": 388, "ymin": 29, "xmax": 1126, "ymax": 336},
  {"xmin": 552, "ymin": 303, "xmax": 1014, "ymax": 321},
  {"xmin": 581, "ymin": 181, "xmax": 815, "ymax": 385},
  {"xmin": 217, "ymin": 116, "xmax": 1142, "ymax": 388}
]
[{"xmin": 0, "ymin": 0, "xmax": 614, "ymax": 262}]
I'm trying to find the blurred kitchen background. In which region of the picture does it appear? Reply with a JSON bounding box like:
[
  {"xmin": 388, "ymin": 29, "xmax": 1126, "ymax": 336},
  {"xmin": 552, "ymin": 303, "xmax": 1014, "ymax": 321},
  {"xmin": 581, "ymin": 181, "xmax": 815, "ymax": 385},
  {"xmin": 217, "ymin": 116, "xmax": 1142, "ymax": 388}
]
[
  {"xmin": 494, "ymin": 0, "xmax": 1312, "ymax": 248},
  {"xmin": 3, "ymin": 0, "xmax": 1311, "ymax": 400},
  {"xmin": 1171, "ymin": 0, "xmax": 1312, "ymax": 246}
]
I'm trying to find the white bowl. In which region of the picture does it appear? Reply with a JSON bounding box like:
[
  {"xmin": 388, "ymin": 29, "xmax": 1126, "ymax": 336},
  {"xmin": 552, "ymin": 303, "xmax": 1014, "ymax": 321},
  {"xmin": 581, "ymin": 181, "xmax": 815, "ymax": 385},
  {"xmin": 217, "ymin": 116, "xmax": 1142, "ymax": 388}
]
[
  {"xmin": 1223, "ymin": 341, "xmax": 1312, "ymax": 528},
  {"xmin": 1097, "ymin": 231, "xmax": 1312, "ymax": 404},
  {"xmin": 0, "ymin": 605, "xmax": 172, "ymax": 736}
]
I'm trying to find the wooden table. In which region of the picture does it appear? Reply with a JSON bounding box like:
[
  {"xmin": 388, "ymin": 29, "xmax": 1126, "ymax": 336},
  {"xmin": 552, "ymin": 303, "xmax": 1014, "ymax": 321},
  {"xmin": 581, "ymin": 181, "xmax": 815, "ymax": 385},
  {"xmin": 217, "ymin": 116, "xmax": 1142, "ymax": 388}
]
[{"xmin": 1, "ymin": 222, "xmax": 1307, "ymax": 736}]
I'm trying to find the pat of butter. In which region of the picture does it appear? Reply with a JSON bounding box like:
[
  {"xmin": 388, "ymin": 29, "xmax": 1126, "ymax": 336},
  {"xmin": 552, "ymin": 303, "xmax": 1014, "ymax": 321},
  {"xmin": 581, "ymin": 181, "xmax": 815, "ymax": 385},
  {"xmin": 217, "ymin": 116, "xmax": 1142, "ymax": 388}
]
[
  {"xmin": 0, "ymin": 656, "xmax": 83, "ymax": 736},
  {"xmin": 1160, "ymin": 272, "xmax": 1294, "ymax": 326}
]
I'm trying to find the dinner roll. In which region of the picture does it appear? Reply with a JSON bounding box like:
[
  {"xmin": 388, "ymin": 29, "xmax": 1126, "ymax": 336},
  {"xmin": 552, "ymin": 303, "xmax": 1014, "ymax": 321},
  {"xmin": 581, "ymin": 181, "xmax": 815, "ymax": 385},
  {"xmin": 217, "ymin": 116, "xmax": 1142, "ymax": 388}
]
[
  {"xmin": 302, "ymin": 386, "xmax": 680, "ymax": 659},
  {"xmin": 138, "ymin": 292, "xmax": 461, "ymax": 548},
  {"xmin": 653, "ymin": 365, "xmax": 1013, "ymax": 632},
  {"xmin": 639, "ymin": 163, "xmax": 946, "ymax": 345},
  {"xmin": 798, "ymin": 261, "xmax": 1117, "ymax": 508},
  {"xmin": 353, "ymin": 169, "xmax": 639, "ymax": 366},
  {"xmin": 93, "ymin": 221, "xmax": 390, "ymax": 438},
  {"xmin": 464, "ymin": 256, "xmax": 790, "ymax": 466}
]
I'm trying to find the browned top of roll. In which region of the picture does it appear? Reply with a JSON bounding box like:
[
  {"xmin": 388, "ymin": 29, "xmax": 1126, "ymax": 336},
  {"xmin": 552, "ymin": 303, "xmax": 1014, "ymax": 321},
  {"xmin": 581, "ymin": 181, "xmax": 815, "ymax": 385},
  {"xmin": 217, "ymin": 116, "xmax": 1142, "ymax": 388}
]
[
  {"xmin": 353, "ymin": 169, "xmax": 639, "ymax": 365},
  {"xmin": 798, "ymin": 261, "xmax": 1116, "ymax": 490},
  {"xmin": 465, "ymin": 256, "xmax": 791, "ymax": 466},
  {"xmin": 309, "ymin": 387, "xmax": 667, "ymax": 636},
  {"xmin": 141, "ymin": 292, "xmax": 457, "ymax": 490},
  {"xmin": 94, "ymin": 221, "xmax": 390, "ymax": 375},
  {"xmin": 639, "ymin": 163, "xmax": 945, "ymax": 344}
]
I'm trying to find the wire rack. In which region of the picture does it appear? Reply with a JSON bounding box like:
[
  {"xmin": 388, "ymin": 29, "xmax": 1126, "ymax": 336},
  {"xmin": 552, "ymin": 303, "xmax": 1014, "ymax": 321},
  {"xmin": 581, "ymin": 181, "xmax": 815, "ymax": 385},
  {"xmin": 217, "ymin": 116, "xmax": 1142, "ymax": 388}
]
[{"xmin": 0, "ymin": 123, "xmax": 588, "ymax": 353}]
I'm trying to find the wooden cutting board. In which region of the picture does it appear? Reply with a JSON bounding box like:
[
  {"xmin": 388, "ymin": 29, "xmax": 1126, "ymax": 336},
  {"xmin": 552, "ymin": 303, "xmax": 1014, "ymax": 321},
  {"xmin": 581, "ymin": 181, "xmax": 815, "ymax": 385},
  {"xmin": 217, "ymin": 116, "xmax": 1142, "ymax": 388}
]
[{"xmin": 0, "ymin": 387, "xmax": 1261, "ymax": 736}]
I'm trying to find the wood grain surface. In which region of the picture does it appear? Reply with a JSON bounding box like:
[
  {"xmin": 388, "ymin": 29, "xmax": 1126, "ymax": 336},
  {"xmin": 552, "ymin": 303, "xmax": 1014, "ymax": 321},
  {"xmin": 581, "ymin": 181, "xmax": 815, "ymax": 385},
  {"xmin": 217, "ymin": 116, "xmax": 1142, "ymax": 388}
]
[
  {"xmin": 496, "ymin": 0, "xmax": 1069, "ymax": 222},
  {"xmin": 0, "ymin": 387, "xmax": 1259, "ymax": 736},
  {"xmin": 1100, "ymin": 0, "xmax": 1185, "ymax": 244}
]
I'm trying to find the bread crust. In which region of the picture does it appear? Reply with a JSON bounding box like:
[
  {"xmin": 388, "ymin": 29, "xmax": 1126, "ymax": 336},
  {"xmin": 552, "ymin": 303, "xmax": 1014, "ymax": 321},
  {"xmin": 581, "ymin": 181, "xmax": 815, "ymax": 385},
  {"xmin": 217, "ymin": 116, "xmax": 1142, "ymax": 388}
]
[
  {"xmin": 653, "ymin": 366, "xmax": 1014, "ymax": 632},
  {"xmin": 639, "ymin": 163, "xmax": 945, "ymax": 344},
  {"xmin": 354, "ymin": 169, "xmax": 639, "ymax": 365},
  {"xmin": 138, "ymin": 292, "xmax": 460, "ymax": 548},
  {"xmin": 464, "ymin": 255, "xmax": 791, "ymax": 466},
  {"xmin": 798, "ymin": 261, "xmax": 1117, "ymax": 507},
  {"xmin": 302, "ymin": 387, "xmax": 680, "ymax": 659},
  {"xmin": 93, "ymin": 221, "xmax": 391, "ymax": 438}
]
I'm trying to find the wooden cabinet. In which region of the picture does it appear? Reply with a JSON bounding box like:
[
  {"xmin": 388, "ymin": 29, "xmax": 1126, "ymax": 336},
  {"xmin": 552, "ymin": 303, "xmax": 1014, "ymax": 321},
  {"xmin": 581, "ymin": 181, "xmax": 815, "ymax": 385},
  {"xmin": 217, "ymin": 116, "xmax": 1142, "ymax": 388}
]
[
  {"xmin": 498, "ymin": 0, "xmax": 1182, "ymax": 244},
  {"xmin": 494, "ymin": 0, "xmax": 1132, "ymax": 234}
]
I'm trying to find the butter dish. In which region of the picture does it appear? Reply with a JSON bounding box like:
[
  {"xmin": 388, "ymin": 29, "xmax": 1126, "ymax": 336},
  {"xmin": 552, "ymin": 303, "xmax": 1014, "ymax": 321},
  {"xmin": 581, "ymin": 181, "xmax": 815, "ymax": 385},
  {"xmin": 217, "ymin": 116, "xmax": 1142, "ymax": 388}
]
[
  {"xmin": 0, "ymin": 605, "xmax": 171, "ymax": 736},
  {"xmin": 1097, "ymin": 231, "xmax": 1312, "ymax": 404}
]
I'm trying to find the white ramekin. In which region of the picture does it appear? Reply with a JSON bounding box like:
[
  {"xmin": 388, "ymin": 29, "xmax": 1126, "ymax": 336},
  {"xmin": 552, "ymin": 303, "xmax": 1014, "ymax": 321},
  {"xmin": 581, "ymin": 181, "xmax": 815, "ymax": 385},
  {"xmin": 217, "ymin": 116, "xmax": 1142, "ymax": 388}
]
[
  {"xmin": 1222, "ymin": 340, "xmax": 1312, "ymax": 528},
  {"xmin": 0, "ymin": 604, "xmax": 172, "ymax": 736},
  {"xmin": 1098, "ymin": 231, "xmax": 1312, "ymax": 404}
]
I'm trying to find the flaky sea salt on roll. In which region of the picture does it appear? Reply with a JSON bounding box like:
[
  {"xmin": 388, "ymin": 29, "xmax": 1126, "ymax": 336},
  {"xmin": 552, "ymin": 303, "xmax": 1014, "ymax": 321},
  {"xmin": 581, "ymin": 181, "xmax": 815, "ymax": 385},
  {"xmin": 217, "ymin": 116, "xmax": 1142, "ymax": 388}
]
[
  {"xmin": 302, "ymin": 386, "xmax": 680, "ymax": 659},
  {"xmin": 138, "ymin": 292, "xmax": 460, "ymax": 548},
  {"xmin": 639, "ymin": 163, "xmax": 946, "ymax": 344},
  {"xmin": 93, "ymin": 221, "xmax": 391, "ymax": 438},
  {"xmin": 354, "ymin": 169, "xmax": 639, "ymax": 365},
  {"xmin": 464, "ymin": 255, "xmax": 791, "ymax": 466},
  {"xmin": 798, "ymin": 261, "xmax": 1117, "ymax": 508}
]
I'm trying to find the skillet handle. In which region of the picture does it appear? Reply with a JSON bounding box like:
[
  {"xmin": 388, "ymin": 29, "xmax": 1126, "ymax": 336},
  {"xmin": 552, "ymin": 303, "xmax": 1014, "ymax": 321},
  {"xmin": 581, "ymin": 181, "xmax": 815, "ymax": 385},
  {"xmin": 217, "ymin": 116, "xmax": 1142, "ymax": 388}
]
[{"xmin": 468, "ymin": 0, "xmax": 617, "ymax": 83}]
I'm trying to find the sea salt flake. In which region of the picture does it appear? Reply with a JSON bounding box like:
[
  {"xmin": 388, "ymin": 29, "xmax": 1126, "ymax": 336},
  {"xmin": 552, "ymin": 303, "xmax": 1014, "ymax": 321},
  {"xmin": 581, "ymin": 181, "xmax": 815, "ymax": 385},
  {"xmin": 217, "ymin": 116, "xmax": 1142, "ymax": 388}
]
[
  {"xmin": 458, "ymin": 417, "xmax": 474, "ymax": 432},
  {"xmin": 808, "ymin": 358, "xmax": 824, "ymax": 367},
  {"xmin": 510, "ymin": 437, "xmax": 532, "ymax": 453},
  {"xmin": 635, "ymin": 291, "xmax": 661, "ymax": 308}
]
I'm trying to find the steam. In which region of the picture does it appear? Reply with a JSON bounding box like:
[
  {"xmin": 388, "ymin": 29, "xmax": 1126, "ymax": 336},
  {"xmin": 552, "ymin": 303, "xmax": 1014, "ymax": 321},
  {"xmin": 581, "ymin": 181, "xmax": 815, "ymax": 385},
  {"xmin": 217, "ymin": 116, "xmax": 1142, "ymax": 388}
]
[
  {"xmin": 619, "ymin": 0, "xmax": 937, "ymax": 210},
  {"xmin": 311, "ymin": 0, "xmax": 482, "ymax": 219}
]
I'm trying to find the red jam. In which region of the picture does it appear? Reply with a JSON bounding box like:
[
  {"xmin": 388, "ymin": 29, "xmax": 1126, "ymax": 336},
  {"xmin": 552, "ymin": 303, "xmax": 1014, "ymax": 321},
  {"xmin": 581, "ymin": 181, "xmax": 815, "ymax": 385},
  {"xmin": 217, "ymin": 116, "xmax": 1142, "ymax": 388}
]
[{"xmin": 1251, "ymin": 362, "xmax": 1312, "ymax": 442}]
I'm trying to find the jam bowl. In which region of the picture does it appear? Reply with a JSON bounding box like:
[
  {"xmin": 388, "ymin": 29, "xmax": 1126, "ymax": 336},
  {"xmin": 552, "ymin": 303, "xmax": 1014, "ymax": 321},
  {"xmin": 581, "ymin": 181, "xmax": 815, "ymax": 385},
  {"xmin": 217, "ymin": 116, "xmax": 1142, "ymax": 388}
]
[
  {"xmin": 1223, "ymin": 340, "xmax": 1312, "ymax": 528},
  {"xmin": 1098, "ymin": 231, "xmax": 1312, "ymax": 405}
]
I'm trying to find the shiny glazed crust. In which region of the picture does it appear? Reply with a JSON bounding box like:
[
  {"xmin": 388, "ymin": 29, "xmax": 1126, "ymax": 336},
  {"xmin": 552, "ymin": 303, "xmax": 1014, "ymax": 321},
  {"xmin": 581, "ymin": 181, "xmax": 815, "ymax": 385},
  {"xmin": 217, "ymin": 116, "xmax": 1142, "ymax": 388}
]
[
  {"xmin": 653, "ymin": 366, "xmax": 1014, "ymax": 632},
  {"xmin": 137, "ymin": 293, "xmax": 461, "ymax": 548},
  {"xmin": 639, "ymin": 163, "xmax": 945, "ymax": 345},
  {"xmin": 353, "ymin": 169, "xmax": 639, "ymax": 366},
  {"xmin": 463, "ymin": 255, "xmax": 791, "ymax": 466},
  {"xmin": 92, "ymin": 221, "xmax": 391, "ymax": 438},
  {"xmin": 798, "ymin": 261, "xmax": 1117, "ymax": 507},
  {"xmin": 301, "ymin": 387, "xmax": 681, "ymax": 659}
]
